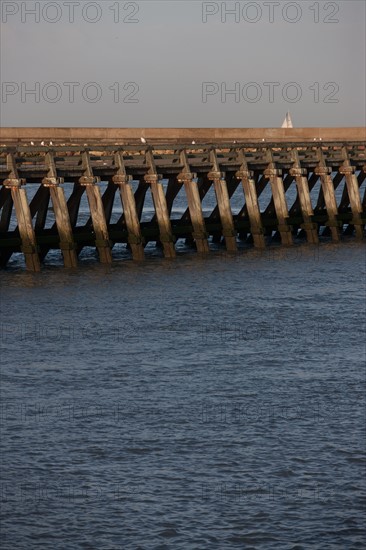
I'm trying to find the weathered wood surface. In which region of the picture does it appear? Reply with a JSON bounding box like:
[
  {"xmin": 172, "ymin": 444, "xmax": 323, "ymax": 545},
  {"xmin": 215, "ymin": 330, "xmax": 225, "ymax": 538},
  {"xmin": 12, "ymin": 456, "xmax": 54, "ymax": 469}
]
[
  {"xmin": 43, "ymin": 151, "xmax": 78, "ymax": 267},
  {"xmin": 1, "ymin": 127, "xmax": 365, "ymax": 144},
  {"xmin": 209, "ymin": 149, "xmax": 237, "ymax": 252},
  {"xmin": 114, "ymin": 151, "xmax": 144, "ymax": 261},
  {"xmin": 0, "ymin": 140, "xmax": 365, "ymax": 270},
  {"xmin": 3, "ymin": 153, "xmax": 41, "ymax": 271},
  {"xmin": 145, "ymin": 150, "xmax": 176, "ymax": 259},
  {"xmin": 178, "ymin": 150, "xmax": 209, "ymax": 254}
]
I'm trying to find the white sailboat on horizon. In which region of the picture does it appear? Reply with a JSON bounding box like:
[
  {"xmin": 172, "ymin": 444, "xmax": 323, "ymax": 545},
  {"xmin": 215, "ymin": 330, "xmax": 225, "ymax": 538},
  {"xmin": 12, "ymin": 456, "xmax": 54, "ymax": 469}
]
[{"xmin": 281, "ymin": 111, "xmax": 293, "ymax": 128}]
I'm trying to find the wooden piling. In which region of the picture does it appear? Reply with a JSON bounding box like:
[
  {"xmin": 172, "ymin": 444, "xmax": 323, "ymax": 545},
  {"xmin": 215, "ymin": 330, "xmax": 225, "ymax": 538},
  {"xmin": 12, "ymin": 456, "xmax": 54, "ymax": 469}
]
[
  {"xmin": 236, "ymin": 150, "xmax": 265, "ymax": 248},
  {"xmin": 315, "ymin": 149, "xmax": 341, "ymax": 242},
  {"xmin": 178, "ymin": 150, "xmax": 209, "ymax": 253},
  {"xmin": 80, "ymin": 151, "xmax": 112, "ymax": 264},
  {"xmin": 4, "ymin": 154, "xmax": 40, "ymax": 272},
  {"xmin": 42, "ymin": 152, "xmax": 78, "ymax": 268},
  {"xmin": 145, "ymin": 150, "xmax": 176, "ymax": 258},
  {"xmin": 0, "ymin": 187, "xmax": 13, "ymax": 233},
  {"xmin": 113, "ymin": 151, "xmax": 144, "ymax": 260},
  {"xmin": 208, "ymin": 149, "xmax": 237, "ymax": 252},
  {"xmin": 290, "ymin": 149, "xmax": 319, "ymax": 244},
  {"xmin": 265, "ymin": 151, "xmax": 293, "ymax": 246}
]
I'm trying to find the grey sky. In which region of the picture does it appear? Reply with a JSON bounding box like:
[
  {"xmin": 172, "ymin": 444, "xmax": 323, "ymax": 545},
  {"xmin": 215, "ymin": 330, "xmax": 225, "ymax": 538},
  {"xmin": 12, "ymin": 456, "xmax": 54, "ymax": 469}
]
[{"xmin": 0, "ymin": 0, "xmax": 365, "ymax": 127}]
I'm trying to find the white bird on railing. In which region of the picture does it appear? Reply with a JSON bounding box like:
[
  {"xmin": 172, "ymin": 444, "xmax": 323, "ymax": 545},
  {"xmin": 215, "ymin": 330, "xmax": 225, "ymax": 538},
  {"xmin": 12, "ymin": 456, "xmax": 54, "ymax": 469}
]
[
  {"xmin": 141, "ymin": 137, "xmax": 146, "ymax": 144},
  {"xmin": 30, "ymin": 141, "xmax": 34, "ymax": 146},
  {"xmin": 192, "ymin": 140, "xmax": 195, "ymax": 145},
  {"xmin": 41, "ymin": 141, "xmax": 45, "ymax": 146},
  {"xmin": 49, "ymin": 141, "xmax": 53, "ymax": 146}
]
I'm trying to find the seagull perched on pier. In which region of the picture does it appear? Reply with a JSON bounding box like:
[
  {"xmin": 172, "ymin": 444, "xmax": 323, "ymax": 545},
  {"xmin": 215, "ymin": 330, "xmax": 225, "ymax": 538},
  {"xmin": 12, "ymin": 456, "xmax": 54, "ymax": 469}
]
[
  {"xmin": 30, "ymin": 141, "xmax": 34, "ymax": 146},
  {"xmin": 41, "ymin": 141, "xmax": 45, "ymax": 146},
  {"xmin": 192, "ymin": 140, "xmax": 196, "ymax": 145},
  {"xmin": 141, "ymin": 137, "xmax": 147, "ymax": 144},
  {"xmin": 49, "ymin": 141, "xmax": 53, "ymax": 146}
]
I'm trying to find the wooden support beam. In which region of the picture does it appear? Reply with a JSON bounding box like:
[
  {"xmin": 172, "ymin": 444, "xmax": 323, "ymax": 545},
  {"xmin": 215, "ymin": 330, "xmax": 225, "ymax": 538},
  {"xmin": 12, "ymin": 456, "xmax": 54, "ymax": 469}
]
[
  {"xmin": 145, "ymin": 150, "xmax": 176, "ymax": 258},
  {"xmin": 116, "ymin": 178, "xmax": 149, "ymax": 227},
  {"xmin": 67, "ymin": 182, "xmax": 85, "ymax": 228},
  {"xmin": 102, "ymin": 182, "xmax": 118, "ymax": 225},
  {"xmin": 290, "ymin": 149, "xmax": 319, "ymax": 244},
  {"xmin": 208, "ymin": 149, "xmax": 237, "ymax": 251},
  {"xmin": 208, "ymin": 172, "xmax": 239, "ymax": 221},
  {"xmin": 358, "ymin": 169, "xmax": 366, "ymax": 189},
  {"xmin": 4, "ymin": 153, "xmax": 40, "ymax": 271},
  {"xmin": 179, "ymin": 174, "xmax": 212, "ymax": 223},
  {"xmin": 43, "ymin": 152, "xmax": 78, "ymax": 268},
  {"xmin": 289, "ymin": 172, "xmax": 320, "ymax": 239},
  {"xmin": 83, "ymin": 181, "xmax": 116, "ymax": 229},
  {"xmin": 0, "ymin": 186, "xmax": 10, "ymax": 210},
  {"xmin": 339, "ymin": 147, "xmax": 364, "ymax": 239},
  {"xmin": 113, "ymin": 151, "xmax": 144, "ymax": 260},
  {"xmin": 80, "ymin": 151, "xmax": 112, "ymax": 264},
  {"xmin": 148, "ymin": 176, "xmax": 184, "ymax": 242},
  {"xmin": 134, "ymin": 179, "xmax": 150, "ymax": 221},
  {"xmin": 264, "ymin": 150, "xmax": 293, "ymax": 245},
  {"xmin": 165, "ymin": 177, "xmax": 184, "ymax": 217},
  {"xmin": 236, "ymin": 172, "xmax": 264, "ymax": 240},
  {"xmin": 0, "ymin": 187, "xmax": 13, "ymax": 233},
  {"xmin": 34, "ymin": 186, "xmax": 50, "ymax": 231},
  {"xmin": 236, "ymin": 150, "xmax": 265, "ymax": 248},
  {"xmin": 315, "ymin": 149, "xmax": 341, "ymax": 242},
  {"xmin": 178, "ymin": 150, "xmax": 209, "ymax": 253},
  {"xmin": 237, "ymin": 174, "xmax": 267, "ymax": 218},
  {"xmin": 316, "ymin": 171, "xmax": 343, "ymax": 213},
  {"xmin": 361, "ymin": 167, "xmax": 366, "ymax": 209}
]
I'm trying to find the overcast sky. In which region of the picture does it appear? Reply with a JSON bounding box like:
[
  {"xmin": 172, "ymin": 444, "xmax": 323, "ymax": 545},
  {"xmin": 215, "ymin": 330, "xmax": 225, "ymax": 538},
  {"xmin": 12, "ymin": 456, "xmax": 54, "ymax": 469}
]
[{"xmin": 0, "ymin": 0, "xmax": 365, "ymax": 127}]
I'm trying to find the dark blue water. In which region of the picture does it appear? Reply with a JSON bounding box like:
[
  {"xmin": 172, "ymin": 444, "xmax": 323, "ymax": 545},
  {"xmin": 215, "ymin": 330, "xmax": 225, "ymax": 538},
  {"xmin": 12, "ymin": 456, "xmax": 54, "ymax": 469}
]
[{"xmin": 1, "ymin": 241, "xmax": 365, "ymax": 549}]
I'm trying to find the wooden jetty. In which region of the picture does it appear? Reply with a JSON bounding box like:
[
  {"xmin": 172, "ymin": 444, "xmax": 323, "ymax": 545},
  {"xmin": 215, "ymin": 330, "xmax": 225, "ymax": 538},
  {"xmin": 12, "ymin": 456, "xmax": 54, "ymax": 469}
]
[{"xmin": 0, "ymin": 128, "xmax": 365, "ymax": 271}]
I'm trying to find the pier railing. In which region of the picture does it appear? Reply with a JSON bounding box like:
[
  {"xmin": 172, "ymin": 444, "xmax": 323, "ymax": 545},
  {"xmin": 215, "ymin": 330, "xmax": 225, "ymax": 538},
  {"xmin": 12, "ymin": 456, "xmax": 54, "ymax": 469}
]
[{"xmin": 0, "ymin": 128, "xmax": 365, "ymax": 271}]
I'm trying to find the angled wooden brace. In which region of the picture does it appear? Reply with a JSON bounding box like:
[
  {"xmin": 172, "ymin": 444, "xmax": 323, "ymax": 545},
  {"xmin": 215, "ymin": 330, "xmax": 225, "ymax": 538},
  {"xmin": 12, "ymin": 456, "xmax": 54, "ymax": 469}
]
[
  {"xmin": 208, "ymin": 149, "xmax": 237, "ymax": 252},
  {"xmin": 178, "ymin": 149, "xmax": 209, "ymax": 253},
  {"xmin": 113, "ymin": 151, "xmax": 144, "ymax": 260},
  {"xmin": 0, "ymin": 184, "xmax": 13, "ymax": 233},
  {"xmin": 144, "ymin": 149, "xmax": 176, "ymax": 258},
  {"xmin": 235, "ymin": 149, "xmax": 266, "ymax": 249},
  {"xmin": 290, "ymin": 149, "xmax": 319, "ymax": 244},
  {"xmin": 42, "ymin": 152, "xmax": 78, "ymax": 267},
  {"xmin": 79, "ymin": 151, "xmax": 112, "ymax": 263},
  {"xmin": 3, "ymin": 153, "xmax": 40, "ymax": 271},
  {"xmin": 264, "ymin": 150, "xmax": 293, "ymax": 246}
]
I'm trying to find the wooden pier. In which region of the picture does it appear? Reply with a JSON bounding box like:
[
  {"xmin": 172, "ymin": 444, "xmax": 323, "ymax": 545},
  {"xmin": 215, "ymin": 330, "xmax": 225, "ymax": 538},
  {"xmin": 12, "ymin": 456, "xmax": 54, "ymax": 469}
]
[{"xmin": 0, "ymin": 128, "xmax": 365, "ymax": 271}]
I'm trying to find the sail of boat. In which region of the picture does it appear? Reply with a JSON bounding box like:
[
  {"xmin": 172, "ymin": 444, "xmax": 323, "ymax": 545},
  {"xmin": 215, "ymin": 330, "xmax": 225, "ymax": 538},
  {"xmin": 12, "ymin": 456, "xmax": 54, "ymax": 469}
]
[{"xmin": 281, "ymin": 112, "xmax": 293, "ymax": 128}]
